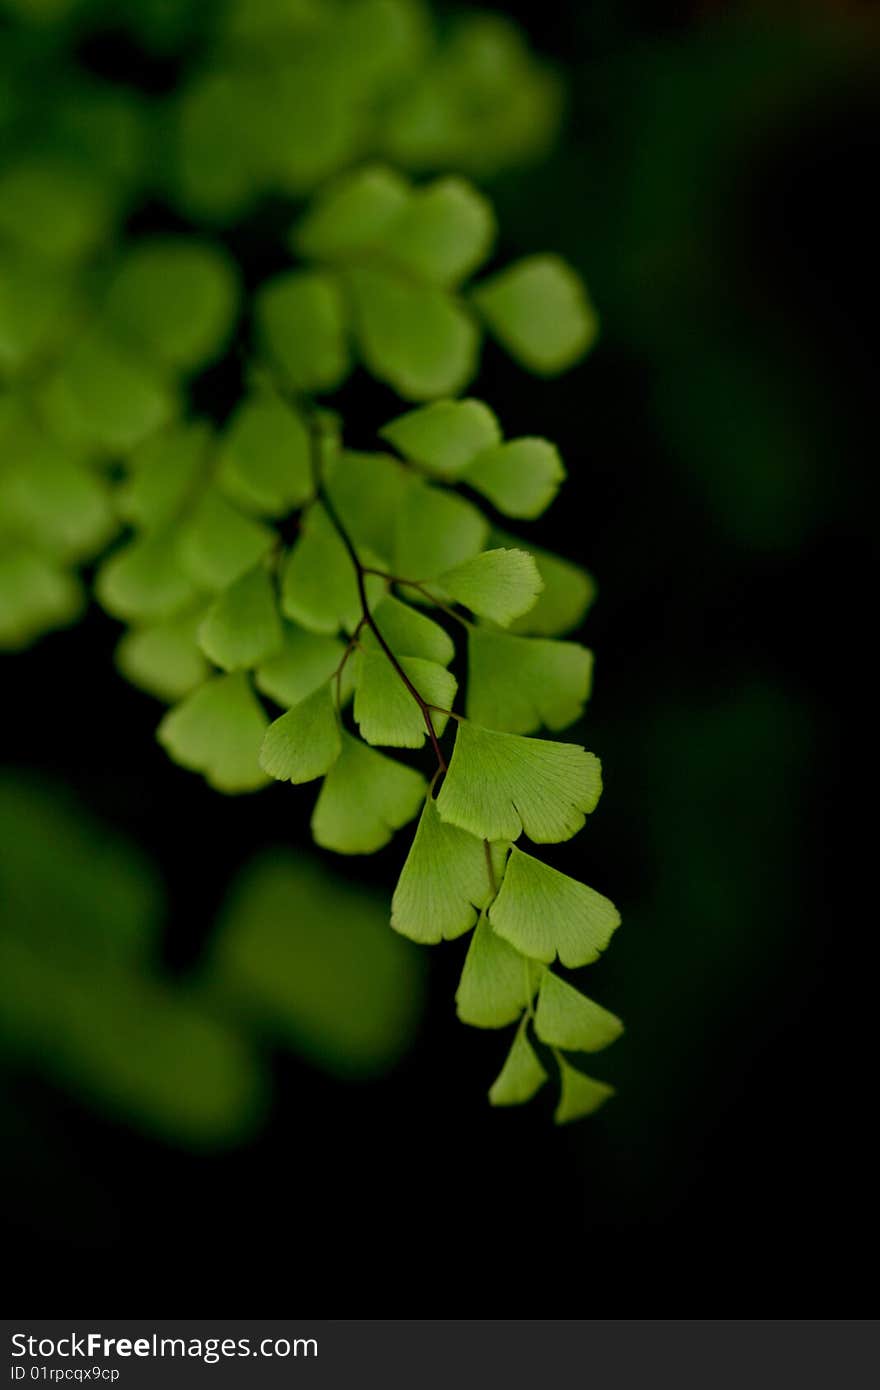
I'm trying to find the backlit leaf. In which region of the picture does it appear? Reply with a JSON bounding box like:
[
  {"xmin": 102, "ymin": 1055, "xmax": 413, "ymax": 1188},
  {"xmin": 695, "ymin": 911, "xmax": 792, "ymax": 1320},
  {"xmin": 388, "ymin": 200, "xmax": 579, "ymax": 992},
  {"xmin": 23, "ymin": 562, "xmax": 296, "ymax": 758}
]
[
  {"xmin": 39, "ymin": 327, "xmax": 177, "ymax": 454},
  {"xmin": 324, "ymin": 449, "xmax": 411, "ymax": 559},
  {"xmin": 157, "ymin": 672, "xmax": 270, "ymax": 793},
  {"xmin": 466, "ymin": 627, "xmax": 593, "ymax": 733},
  {"xmin": 181, "ymin": 487, "xmax": 275, "ymax": 592},
  {"xmin": 533, "ymin": 971, "xmax": 623, "ymax": 1053},
  {"xmin": 436, "ymin": 721, "xmax": 602, "ymax": 843},
  {"xmin": 380, "ymin": 397, "xmax": 500, "ymax": 480},
  {"xmin": 255, "ymin": 269, "xmax": 350, "ymax": 393},
  {"xmin": 554, "ymin": 1057, "xmax": 615, "ymax": 1123},
  {"xmin": 255, "ymin": 623, "xmax": 349, "ymax": 709},
  {"xmin": 117, "ymin": 420, "xmax": 212, "ymax": 530},
  {"xmin": 103, "ymin": 239, "xmax": 239, "ymax": 372},
  {"xmin": 455, "ymin": 915, "xmax": 541, "ymax": 1028},
  {"xmin": 96, "ymin": 526, "xmax": 198, "ymax": 622},
  {"xmin": 383, "ymin": 176, "xmax": 496, "ymax": 286},
  {"xmin": 488, "ymin": 1026, "xmax": 548, "ymax": 1106},
  {"xmin": 216, "ymin": 392, "xmax": 312, "ymax": 517},
  {"xmin": 281, "ymin": 502, "xmax": 384, "ymax": 634},
  {"xmin": 115, "ymin": 605, "xmax": 211, "ymax": 704},
  {"xmin": 198, "ymin": 564, "xmax": 283, "ymax": 672},
  {"xmin": 438, "ymin": 547, "xmax": 542, "ymax": 626},
  {"xmin": 346, "ymin": 265, "xmax": 478, "ymax": 400},
  {"xmin": 489, "ymin": 846, "xmax": 620, "ymax": 969},
  {"xmin": 463, "ymin": 437, "xmax": 564, "ymax": 519},
  {"xmin": 499, "ymin": 533, "xmax": 597, "ymax": 637},
  {"xmin": 259, "ymin": 683, "xmax": 341, "ymax": 784},
  {"xmin": 352, "ymin": 649, "xmax": 456, "ymax": 748},
  {"xmin": 0, "ymin": 542, "xmax": 83, "ymax": 650},
  {"xmin": 472, "ymin": 254, "xmax": 598, "ymax": 375},
  {"xmin": 293, "ymin": 164, "xmax": 411, "ymax": 261},
  {"xmin": 391, "ymin": 797, "xmax": 507, "ymax": 944},
  {"xmin": 366, "ymin": 594, "xmax": 454, "ymax": 665},
  {"xmin": 312, "ymin": 731, "xmax": 425, "ymax": 854},
  {"xmin": 392, "ymin": 478, "xmax": 488, "ymax": 580}
]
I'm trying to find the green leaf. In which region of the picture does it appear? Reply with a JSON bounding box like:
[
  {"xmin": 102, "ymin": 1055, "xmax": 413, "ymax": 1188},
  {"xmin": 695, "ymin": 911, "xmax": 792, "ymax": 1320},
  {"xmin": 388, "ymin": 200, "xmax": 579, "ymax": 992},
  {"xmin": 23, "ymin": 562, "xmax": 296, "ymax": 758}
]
[
  {"xmin": 466, "ymin": 628, "xmax": 593, "ymax": 733},
  {"xmin": 103, "ymin": 239, "xmax": 239, "ymax": 372},
  {"xmin": 281, "ymin": 502, "xmax": 384, "ymax": 635},
  {"xmin": 472, "ymin": 254, "xmax": 598, "ymax": 376},
  {"xmin": 0, "ymin": 249, "xmax": 80, "ymax": 372},
  {"xmin": 157, "ymin": 672, "xmax": 271, "ymax": 793},
  {"xmin": 391, "ymin": 797, "xmax": 507, "ymax": 944},
  {"xmin": 95, "ymin": 526, "xmax": 198, "ymax": 622},
  {"xmin": 436, "ymin": 721, "xmax": 603, "ymax": 843},
  {"xmin": 255, "ymin": 623, "xmax": 349, "ymax": 709},
  {"xmin": 352, "ymin": 649, "xmax": 456, "ymax": 748},
  {"xmin": 488, "ymin": 1026, "xmax": 548, "ymax": 1106},
  {"xmin": 383, "ymin": 176, "xmax": 496, "ymax": 287},
  {"xmin": 115, "ymin": 605, "xmax": 211, "ymax": 704},
  {"xmin": 324, "ymin": 449, "xmax": 411, "ymax": 559},
  {"xmin": 259, "ymin": 683, "xmax": 341, "ymax": 784},
  {"xmin": 438, "ymin": 547, "xmax": 542, "ymax": 626},
  {"xmin": 489, "ymin": 846, "xmax": 620, "ymax": 968},
  {"xmin": 216, "ymin": 392, "xmax": 312, "ymax": 517},
  {"xmin": 533, "ymin": 971, "xmax": 623, "ymax": 1053},
  {"xmin": 367, "ymin": 594, "xmax": 454, "ymax": 665},
  {"xmin": 311, "ymin": 731, "xmax": 426, "ymax": 854},
  {"xmin": 117, "ymin": 420, "xmax": 212, "ymax": 530},
  {"xmin": 255, "ymin": 269, "xmax": 349, "ymax": 393},
  {"xmin": 180, "ymin": 487, "xmax": 275, "ymax": 592},
  {"xmin": 39, "ymin": 327, "xmax": 178, "ymax": 454},
  {"xmin": 455, "ymin": 915, "xmax": 540, "ymax": 1028},
  {"xmin": 554, "ymin": 1057, "xmax": 615, "ymax": 1124},
  {"xmin": 0, "ymin": 542, "xmax": 83, "ymax": 651},
  {"xmin": 0, "ymin": 410, "xmax": 115, "ymax": 563},
  {"xmin": 464, "ymin": 438, "xmax": 565, "ymax": 519},
  {"xmin": 198, "ymin": 564, "xmax": 283, "ymax": 672},
  {"xmin": 393, "ymin": 478, "xmax": 488, "ymax": 580},
  {"xmin": 499, "ymin": 533, "xmax": 597, "ymax": 637},
  {"xmin": 0, "ymin": 155, "xmax": 115, "ymax": 264},
  {"xmin": 346, "ymin": 266, "xmax": 478, "ymax": 401},
  {"xmin": 380, "ymin": 397, "xmax": 500, "ymax": 480},
  {"xmin": 293, "ymin": 164, "xmax": 411, "ymax": 261},
  {"xmin": 206, "ymin": 849, "xmax": 426, "ymax": 1079}
]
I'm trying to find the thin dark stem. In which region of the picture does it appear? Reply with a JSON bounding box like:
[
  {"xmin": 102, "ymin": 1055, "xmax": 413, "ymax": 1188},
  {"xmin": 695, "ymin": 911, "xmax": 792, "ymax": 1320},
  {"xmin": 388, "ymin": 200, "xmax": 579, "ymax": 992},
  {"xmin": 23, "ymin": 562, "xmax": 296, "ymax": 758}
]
[
  {"xmin": 483, "ymin": 839, "xmax": 497, "ymax": 897},
  {"xmin": 307, "ymin": 418, "xmax": 448, "ymax": 773}
]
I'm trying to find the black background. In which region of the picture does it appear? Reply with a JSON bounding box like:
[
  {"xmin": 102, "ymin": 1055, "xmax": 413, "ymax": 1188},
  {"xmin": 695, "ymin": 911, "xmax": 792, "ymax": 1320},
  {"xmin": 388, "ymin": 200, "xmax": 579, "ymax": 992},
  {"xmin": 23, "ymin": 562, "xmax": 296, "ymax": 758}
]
[{"xmin": 2, "ymin": 0, "xmax": 876, "ymax": 1311}]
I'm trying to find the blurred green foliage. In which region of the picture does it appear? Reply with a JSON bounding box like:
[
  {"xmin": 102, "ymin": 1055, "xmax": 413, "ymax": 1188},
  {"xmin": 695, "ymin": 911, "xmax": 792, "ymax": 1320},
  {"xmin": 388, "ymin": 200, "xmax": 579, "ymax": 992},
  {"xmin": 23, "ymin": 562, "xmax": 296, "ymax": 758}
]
[{"xmin": 0, "ymin": 773, "xmax": 427, "ymax": 1144}]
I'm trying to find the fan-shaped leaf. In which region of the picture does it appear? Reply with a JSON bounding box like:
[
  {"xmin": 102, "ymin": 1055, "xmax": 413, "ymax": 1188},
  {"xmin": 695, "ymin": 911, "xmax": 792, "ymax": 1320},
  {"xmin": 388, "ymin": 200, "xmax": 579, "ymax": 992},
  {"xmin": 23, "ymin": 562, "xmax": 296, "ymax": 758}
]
[
  {"xmin": 259, "ymin": 683, "xmax": 341, "ymax": 784},
  {"xmin": 464, "ymin": 437, "xmax": 564, "ymax": 519},
  {"xmin": 311, "ymin": 731, "xmax": 425, "ymax": 854},
  {"xmin": 554, "ymin": 1057, "xmax": 615, "ymax": 1123},
  {"xmin": 0, "ymin": 542, "xmax": 83, "ymax": 650},
  {"xmin": 346, "ymin": 266, "xmax": 478, "ymax": 400},
  {"xmin": 254, "ymin": 623, "xmax": 349, "ymax": 709},
  {"xmin": 157, "ymin": 672, "xmax": 270, "ymax": 793},
  {"xmin": 472, "ymin": 254, "xmax": 598, "ymax": 375},
  {"xmin": 383, "ymin": 176, "xmax": 496, "ymax": 287},
  {"xmin": 103, "ymin": 239, "xmax": 239, "ymax": 371},
  {"xmin": 391, "ymin": 798, "xmax": 507, "ymax": 944},
  {"xmin": 216, "ymin": 392, "xmax": 312, "ymax": 517},
  {"xmin": 198, "ymin": 564, "xmax": 283, "ymax": 672},
  {"xmin": 181, "ymin": 487, "xmax": 275, "ymax": 592},
  {"xmin": 256, "ymin": 269, "xmax": 350, "ymax": 393},
  {"xmin": 488, "ymin": 1026, "xmax": 548, "ymax": 1106},
  {"xmin": 39, "ymin": 327, "xmax": 177, "ymax": 453},
  {"xmin": 534, "ymin": 971, "xmax": 623, "ymax": 1053},
  {"xmin": 466, "ymin": 627, "xmax": 593, "ymax": 733},
  {"xmin": 393, "ymin": 478, "xmax": 488, "ymax": 580},
  {"xmin": 380, "ymin": 397, "xmax": 500, "ymax": 479},
  {"xmin": 117, "ymin": 420, "xmax": 212, "ymax": 530},
  {"xmin": 324, "ymin": 449, "xmax": 410, "ymax": 559},
  {"xmin": 353, "ymin": 649, "xmax": 456, "ymax": 748},
  {"xmin": 115, "ymin": 604, "xmax": 211, "ymax": 704},
  {"xmin": 438, "ymin": 547, "xmax": 542, "ymax": 626},
  {"xmin": 499, "ymin": 534, "xmax": 597, "ymax": 637},
  {"xmin": 0, "ymin": 414, "xmax": 115, "ymax": 563},
  {"xmin": 293, "ymin": 164, "xmax": 411, "ymax": 260},
  {"xmin": 281, "ymin": 502, "xmax": 384, "ymax": 635},
  {"xmin": 489, "ymin": 846, "xmax": 620, "ymax": 968},
  {"xmin": 436, "ymin": 721, "xmax": 602, "ymax": 843},
  {"xmin": 455, "ymin": 915, "xmax": 541, "ymax": 1028},
  {"xmin": 366, "ymin": 594, "xmax": 454, "ymax": 665},
  {"xmin": 96, "ymin": 526, "xmax": 198, "ymax": 622}
]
